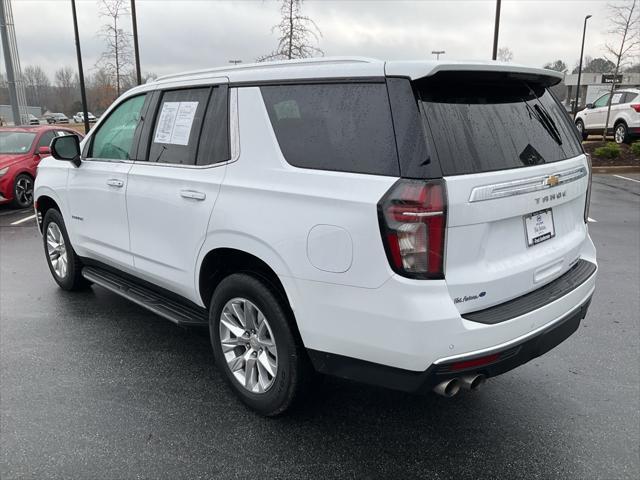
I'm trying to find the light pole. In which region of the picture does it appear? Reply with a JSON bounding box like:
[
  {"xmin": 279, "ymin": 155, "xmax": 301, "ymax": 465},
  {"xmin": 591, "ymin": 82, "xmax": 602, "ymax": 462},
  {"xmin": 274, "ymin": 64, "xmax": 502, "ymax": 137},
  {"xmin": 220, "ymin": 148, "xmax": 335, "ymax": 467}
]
[
  {"xmin": 492, "ymin": 0, "xmax": 502, "ymax": 60},
  {"xmin": 573, "ymin": 15, "xmax": 592, "ymax": 119},
  {"xmin": 431, "ymin": 50, "xmax": 445, "ymax": 60},
  {"xmin": 71, "ymin": 0, "xmax": 90, "ymax": 134},
  {"xmin": 131, "ymin": 0, "xmax": 142, "ymax": 85}
]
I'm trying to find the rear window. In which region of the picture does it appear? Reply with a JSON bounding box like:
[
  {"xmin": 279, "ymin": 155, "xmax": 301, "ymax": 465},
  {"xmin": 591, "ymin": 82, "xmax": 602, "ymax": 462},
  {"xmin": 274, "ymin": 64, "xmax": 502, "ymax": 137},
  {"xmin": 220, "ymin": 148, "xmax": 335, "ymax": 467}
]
[
  {"xmin": 417, "ymin": 75, "xmax": 583, "ymax": 176},
  {"xmin": 261, "ymin": 83, "xmax": 399, "ymax": 176}
]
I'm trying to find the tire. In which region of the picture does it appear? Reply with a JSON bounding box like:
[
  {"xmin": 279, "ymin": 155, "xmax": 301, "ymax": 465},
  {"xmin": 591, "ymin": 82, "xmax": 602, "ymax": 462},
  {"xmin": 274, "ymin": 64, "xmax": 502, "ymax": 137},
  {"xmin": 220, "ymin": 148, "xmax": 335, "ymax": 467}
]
[
  {"xmin": 11, "ymin": 173, "xmax": 34, "ymax": 209},
  {"xmin": 614, "ymin": 122, "xmax": 630, "ymax": 144},
  {"xmin": 42, "ymin": 209, "xmax": 89, "ymax": 291},
  {"xmin": 209, "ymin": 273, "xmax": 312, "ymax": 416},
  {"xmin": 575, "ymin": 119, "xmax": 588, "ymax": 141}
]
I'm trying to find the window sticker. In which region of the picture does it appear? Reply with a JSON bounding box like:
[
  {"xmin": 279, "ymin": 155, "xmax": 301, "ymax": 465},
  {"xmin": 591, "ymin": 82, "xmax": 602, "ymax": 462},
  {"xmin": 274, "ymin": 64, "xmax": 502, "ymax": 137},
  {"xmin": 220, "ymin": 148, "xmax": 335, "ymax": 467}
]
[
  {"xmin": 611, "ymin": 93, "xmax": 623, "ymax": 104},
  {"xmin": 153, "ymin": 101, "xmax": 199, "ymax": 145}
]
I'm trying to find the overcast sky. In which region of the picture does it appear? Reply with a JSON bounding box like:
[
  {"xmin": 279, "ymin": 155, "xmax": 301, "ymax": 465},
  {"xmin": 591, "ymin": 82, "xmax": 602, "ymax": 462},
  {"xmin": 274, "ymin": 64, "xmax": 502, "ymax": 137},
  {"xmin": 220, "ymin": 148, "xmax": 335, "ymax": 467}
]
[{"xmin": 6, "ymin": 0, "xmax": 626, "ymax": 80}]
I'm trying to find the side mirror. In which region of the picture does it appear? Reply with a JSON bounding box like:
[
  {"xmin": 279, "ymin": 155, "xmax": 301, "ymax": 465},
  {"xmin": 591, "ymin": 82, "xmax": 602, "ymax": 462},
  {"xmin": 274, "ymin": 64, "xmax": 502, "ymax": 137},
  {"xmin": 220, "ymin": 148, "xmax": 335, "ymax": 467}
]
[
  {"xmin": 586, "ymin": 103, "xmax": 594, "ymax": 109},
  {"xmin": 50, "ymin": 135, "xmax": 81, "ymax": 167},
  {"xmin": 37, "ymin": 146, "xmax": 51, "ymax": 156}
]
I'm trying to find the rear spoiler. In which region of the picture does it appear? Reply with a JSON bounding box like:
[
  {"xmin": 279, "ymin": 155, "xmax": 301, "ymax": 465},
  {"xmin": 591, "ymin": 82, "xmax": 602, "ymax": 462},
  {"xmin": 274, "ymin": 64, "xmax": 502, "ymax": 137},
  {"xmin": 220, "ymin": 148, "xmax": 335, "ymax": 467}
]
[{"xmin": 385, "ymin": 61, "xmax": 564, "ymax": 87}]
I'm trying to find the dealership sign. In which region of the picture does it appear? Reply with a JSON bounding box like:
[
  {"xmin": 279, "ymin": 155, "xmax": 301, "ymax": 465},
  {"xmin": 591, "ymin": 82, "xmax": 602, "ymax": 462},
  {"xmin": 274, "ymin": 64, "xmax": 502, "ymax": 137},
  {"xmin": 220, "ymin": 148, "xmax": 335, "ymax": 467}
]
[{"xmin": 601, "ymin": 74, "xmax": 623, "ymax": 84}]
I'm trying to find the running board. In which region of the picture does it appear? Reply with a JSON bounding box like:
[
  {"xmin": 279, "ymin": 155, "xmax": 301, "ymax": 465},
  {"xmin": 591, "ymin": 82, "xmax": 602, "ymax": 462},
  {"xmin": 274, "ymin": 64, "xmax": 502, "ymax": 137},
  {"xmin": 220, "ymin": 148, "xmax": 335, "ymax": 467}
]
[{"xmin": 82, "ymin": 266, "xmax": 208, "ymax": 327}]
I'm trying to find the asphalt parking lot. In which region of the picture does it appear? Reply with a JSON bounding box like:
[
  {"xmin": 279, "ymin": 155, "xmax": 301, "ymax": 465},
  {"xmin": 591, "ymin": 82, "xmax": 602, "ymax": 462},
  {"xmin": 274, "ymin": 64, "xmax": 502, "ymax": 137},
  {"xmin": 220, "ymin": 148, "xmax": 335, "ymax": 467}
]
[{"xmin": 1, "ymin": 174, "xmax": 639, "ymax": 479}]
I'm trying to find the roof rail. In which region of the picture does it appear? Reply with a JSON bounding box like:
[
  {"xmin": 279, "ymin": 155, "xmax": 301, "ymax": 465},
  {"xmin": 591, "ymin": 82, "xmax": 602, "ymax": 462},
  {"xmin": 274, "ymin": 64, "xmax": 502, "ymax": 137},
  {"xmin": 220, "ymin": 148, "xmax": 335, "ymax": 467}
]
[{"xmin": 155, "ymin": 56, "xmax": 381, "ymax": 82}]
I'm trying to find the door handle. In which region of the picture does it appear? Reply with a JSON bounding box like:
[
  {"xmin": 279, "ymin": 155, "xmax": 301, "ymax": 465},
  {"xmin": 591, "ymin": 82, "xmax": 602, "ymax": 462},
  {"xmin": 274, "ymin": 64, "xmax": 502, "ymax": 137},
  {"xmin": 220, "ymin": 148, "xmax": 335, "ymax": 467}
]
[
  {"xmin": 180, "ymin": 189, "xmax": 206, "ymax": 201},
  {"xmin": 107, "ymin": 179, "xmax": 124, "ymax": 188}
]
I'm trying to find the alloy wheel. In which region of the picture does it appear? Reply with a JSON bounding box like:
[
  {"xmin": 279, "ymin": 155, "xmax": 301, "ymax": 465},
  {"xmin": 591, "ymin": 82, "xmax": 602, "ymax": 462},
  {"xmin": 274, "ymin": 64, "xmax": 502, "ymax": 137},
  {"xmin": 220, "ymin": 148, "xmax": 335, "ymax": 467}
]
[
  {"xmin": 15, "ymin": 176, "xmax": 33, "ymax": 207},
  {"xmin": 614, "ymin": 125, "xmax": 626, "ymax": 144},
  {"xmin": 219, "ymin": 297, "xmax": 278, "ymax": 393},
  {"xmin": 46, "ymin": 222, "xmax": 68, "ymax": 279}
]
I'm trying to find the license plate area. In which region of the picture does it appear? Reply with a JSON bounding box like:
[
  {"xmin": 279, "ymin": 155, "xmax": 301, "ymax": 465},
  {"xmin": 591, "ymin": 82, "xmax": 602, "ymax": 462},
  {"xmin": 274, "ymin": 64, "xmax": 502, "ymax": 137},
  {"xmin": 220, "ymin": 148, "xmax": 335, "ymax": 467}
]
[{"xmin": 524, "ymin": 208, "xmax": 555, "ymax": 246}]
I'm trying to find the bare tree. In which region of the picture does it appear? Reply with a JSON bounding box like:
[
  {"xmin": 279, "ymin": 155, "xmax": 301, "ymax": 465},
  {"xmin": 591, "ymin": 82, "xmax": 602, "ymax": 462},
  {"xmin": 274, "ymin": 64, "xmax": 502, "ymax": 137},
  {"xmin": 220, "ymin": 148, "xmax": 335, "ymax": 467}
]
[
  {"xmin": 55, "ymin": 67, "xmax": 78, "ymax": 114},
  {"xmin": 22, "ymin": 65, "xmax": 50, "ymax": 109},
  {"xmin": 601, "ymin": 0, "xmax": 639, "ymax": 140},
  {"xmin": 120, "ymin": 70, "xmax": 157, "ymax": 92},
  {"xmin": 497, "ymin": 47, "xmax": 514, "ymax": 62},
  {"xmin": 258, "ymin": 0, "xmax": 323, "ymax": 62},
  {"xmin": 572, "ymin": 56, "xmax": 616, "ymax": 73},
  {"xmin": 96, "ymin": 0, "xmax": 133, "ymax": 96}
]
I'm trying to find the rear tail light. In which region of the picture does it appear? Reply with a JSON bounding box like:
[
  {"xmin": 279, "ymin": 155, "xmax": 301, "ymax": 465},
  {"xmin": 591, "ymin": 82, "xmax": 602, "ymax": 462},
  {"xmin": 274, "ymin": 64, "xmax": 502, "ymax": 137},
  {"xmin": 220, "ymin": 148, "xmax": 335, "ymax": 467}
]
[
  {"xmin": 584, "ymin": 154, "xmax": 592, "ymax": 223},
  {"xmin": 630, "ymin": 104, "xmax": 640, "ymax": 113},
  {"xmin": 378, "ymin": 179, "xmax": 447, "ymax": 279}
]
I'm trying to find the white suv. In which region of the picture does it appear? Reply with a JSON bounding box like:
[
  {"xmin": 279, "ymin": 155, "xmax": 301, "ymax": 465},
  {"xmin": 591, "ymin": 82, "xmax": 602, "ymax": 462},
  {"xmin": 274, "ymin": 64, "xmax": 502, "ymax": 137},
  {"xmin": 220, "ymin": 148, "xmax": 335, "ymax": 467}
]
[
  {"xmin": 34, "ymin": 58, "xmax": 597, "ymax": 415},
  {"xmin": 575, "ymin": 88, "xmax": 640, "ymax": 143}
]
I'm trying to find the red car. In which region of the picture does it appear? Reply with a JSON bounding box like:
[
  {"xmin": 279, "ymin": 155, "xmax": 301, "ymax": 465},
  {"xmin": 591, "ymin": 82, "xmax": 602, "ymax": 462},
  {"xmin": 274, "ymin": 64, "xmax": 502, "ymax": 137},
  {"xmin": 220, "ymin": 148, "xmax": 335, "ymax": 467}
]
[{"xmin": 0, "ymin": 126, "xmax": 82, "ymax": 208}]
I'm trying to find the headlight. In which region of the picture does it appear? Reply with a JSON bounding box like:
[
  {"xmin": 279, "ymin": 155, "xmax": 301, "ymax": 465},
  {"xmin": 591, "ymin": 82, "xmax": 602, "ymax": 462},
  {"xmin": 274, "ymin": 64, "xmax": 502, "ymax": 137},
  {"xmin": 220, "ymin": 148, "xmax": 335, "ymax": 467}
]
[{"xmin": 0, "ymin": 167, "xmax": 9, "ymax": 178}]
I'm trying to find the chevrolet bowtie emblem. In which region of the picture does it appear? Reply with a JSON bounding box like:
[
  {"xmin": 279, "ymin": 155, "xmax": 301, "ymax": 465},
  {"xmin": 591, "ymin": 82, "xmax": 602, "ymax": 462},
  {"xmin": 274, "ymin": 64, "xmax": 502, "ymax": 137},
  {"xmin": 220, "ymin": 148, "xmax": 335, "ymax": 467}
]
[{"xmin": 546, "ymin": 175, "xmax": 560, "ymax": 187}]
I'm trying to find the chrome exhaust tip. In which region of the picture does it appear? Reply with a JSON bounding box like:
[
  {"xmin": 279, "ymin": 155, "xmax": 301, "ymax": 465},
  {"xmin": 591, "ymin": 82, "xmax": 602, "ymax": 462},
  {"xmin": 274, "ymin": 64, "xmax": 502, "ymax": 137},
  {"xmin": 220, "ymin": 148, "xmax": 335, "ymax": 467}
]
[
  {"xmin": 433, "ymin": 378, "xmax": 461, "ymax": 397},
  {"xmin": 459, "ymin": 374, "xmax": 486, "ymax": 391}
]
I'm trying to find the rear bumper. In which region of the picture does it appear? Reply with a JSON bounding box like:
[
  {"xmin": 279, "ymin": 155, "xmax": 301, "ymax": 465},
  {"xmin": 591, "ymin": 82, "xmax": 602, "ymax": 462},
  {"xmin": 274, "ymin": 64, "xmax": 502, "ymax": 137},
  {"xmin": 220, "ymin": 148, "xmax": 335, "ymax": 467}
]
[{"xmin": 308, "ymin": 295, "xmax": 592, "ymax": 393}]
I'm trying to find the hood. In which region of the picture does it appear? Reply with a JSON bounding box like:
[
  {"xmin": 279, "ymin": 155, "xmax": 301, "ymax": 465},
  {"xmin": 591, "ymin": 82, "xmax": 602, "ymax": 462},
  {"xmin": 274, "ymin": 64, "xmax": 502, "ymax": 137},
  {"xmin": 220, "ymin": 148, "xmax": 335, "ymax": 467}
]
[{"xmin": 0, "ymin": 153, "xmax": 32, "ymax": 169}]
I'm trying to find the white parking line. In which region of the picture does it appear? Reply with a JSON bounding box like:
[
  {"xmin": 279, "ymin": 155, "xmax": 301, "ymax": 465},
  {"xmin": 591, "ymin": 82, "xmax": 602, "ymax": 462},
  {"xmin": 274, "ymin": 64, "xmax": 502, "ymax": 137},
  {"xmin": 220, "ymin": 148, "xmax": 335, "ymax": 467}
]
[
  {"xmin": 10, "ymin": 214, "xmax": 36, "ymax": 226},
  {"xmin": 613, "ymin": 174, "xmax": 640, "ymax": 184},
  {"xmin": 588, "ymin": 217, "xmax": 597, "ymax": 223}
]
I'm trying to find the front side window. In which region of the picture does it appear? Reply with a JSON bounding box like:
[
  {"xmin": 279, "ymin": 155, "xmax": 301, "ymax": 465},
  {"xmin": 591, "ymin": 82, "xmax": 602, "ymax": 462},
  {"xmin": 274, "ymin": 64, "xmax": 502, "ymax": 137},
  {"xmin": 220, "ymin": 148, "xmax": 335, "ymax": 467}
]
[
  {"xmin": 593, "ymin": 94, "xmax": 610, "ymax": 108},
  {"xmin": 90, "ymin": 94, "xmax": 146, "ymax": 160},
  {"xmin": 36, "ymin": 131, "xmax": 56, "ymax": 149},
  {"xmin": 261, "ymin": 83, "xmax": 399, "ymax": 176}
]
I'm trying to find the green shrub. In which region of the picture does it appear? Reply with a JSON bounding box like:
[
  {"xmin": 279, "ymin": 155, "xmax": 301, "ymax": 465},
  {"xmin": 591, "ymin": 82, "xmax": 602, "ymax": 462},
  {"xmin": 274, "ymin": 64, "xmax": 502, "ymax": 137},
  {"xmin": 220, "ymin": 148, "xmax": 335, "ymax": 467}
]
[
  {"xmin": 631, "ymin": 142, "xmax": 640, "ymax": 157},
  {"xmin": 593, "ymin": 142, "xmax": 621, "ymax": 159}
]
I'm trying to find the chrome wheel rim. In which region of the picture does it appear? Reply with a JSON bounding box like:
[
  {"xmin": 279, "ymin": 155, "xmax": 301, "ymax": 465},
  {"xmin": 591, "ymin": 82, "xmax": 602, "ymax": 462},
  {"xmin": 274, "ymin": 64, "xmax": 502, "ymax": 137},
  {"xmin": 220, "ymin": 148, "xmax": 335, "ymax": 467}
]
[
  {"xmin": 576, "ymin": 121, "xmax": 583, "ymax": 134},
  {"xmin": 46, "ymin": 222, "xmax": 68, "ymax": 279},
  {"xmin": 615, "ymin": 125, "xmax": 625, "ymax": 143},
  {"xmin": 219, "ymin": 298, "xmax": 278, "ymax": 393},
  {"xmin": 15, "ymin": 176, "xmax": 33, "ymax": 206}
]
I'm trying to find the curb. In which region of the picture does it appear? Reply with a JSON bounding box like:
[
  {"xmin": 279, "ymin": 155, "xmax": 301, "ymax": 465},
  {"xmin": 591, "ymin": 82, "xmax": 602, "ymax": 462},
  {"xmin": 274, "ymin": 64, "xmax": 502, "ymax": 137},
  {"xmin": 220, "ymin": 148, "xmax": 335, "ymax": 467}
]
[{"xmin": 592, "ymin": 166, "xmax": 640, "ymax": 174}]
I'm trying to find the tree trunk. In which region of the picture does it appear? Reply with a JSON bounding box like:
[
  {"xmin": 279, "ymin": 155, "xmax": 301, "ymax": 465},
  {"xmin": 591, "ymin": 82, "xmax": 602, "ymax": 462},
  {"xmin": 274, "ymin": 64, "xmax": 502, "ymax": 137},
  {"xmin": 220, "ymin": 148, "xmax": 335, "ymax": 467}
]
[
  {"xmin": 602, "ymin": 1, "xmax": 635, "ymax": 141},
  {"xmin": 115, "ymin": 16, "xmax": 121, "ymax": 96}
]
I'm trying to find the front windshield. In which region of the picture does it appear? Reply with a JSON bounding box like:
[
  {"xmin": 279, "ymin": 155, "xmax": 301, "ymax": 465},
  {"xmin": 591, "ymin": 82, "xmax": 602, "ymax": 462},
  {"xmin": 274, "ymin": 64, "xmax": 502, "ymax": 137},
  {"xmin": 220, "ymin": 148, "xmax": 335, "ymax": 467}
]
[{"xmin": 0, "ymin": 132, "xmax": 36, "ymax": 154}]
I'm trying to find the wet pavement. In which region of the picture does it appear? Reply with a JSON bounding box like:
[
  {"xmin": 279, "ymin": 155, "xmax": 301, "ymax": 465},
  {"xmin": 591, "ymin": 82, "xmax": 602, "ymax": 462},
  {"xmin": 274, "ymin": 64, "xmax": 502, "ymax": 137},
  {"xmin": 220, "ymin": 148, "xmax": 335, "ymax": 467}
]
[{"xmin": 1, "ymin": 174, "xmax": 639, "ymax": 479}]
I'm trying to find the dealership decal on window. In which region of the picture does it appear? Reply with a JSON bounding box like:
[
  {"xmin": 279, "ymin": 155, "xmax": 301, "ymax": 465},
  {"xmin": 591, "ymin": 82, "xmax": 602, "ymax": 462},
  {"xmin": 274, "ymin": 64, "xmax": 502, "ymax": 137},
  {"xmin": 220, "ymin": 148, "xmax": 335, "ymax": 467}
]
[{"xmin": 154, "ymin": 101, "xmax": 199, "ymax": 145}]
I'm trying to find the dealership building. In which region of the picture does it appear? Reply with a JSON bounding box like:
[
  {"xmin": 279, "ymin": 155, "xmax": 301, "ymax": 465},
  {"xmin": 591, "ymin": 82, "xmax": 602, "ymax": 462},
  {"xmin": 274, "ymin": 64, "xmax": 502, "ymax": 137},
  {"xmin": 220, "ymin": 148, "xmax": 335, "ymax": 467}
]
[{"xmin": 563, "ymin": 72, "xmax": 640, "ymax": 110}]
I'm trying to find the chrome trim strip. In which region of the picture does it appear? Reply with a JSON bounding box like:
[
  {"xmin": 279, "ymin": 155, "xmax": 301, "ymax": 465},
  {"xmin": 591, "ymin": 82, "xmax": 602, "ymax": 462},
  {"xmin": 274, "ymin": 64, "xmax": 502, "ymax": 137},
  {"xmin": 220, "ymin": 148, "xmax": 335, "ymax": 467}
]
[
  {"xmin": 468, "ymin": 166, "xmax": 588, "ymax": 203},
  {"xmin": 401, "ymin": 211, "xmax": 443, "ymax": 217}
]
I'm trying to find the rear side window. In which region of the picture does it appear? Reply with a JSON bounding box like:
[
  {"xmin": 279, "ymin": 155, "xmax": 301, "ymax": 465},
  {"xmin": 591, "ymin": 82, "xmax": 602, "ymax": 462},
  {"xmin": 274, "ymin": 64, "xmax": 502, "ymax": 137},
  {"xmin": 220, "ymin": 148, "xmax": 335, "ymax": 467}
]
[
  {"xmin": 149, "ymin": 88, "xmax": 210, "ymax": 165},
  {"xmin": 417, "ymin": 75, "xmax": 583, "ymax": 176},
  {"xmin": 261, "ymin": 83, "xmax": 399, "ymax": 176}
]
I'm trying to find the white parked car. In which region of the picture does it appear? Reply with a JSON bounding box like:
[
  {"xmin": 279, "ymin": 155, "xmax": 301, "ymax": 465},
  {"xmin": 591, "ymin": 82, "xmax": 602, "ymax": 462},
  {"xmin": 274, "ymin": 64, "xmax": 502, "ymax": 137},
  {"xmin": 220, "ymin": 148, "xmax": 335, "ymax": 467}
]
[
  {"xmin": 575, "ymin": 88, "xmax": 640, "ymax": 143},
  {"xmin": 34, "ymin": 58, "xmax": 597, "ymax": 415},
  {"xmin": 72, "ymin": 111, "xmax": 97, "ymax": 123}
]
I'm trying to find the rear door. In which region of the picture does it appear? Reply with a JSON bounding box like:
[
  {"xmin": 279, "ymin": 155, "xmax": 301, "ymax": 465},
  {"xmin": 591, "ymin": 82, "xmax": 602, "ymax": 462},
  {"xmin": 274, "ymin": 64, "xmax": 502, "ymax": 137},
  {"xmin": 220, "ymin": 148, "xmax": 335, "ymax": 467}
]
[
  {"xmin": 126, "ymin": 82, "xmax": 230, "ymax": 301},
  {"xmin": 415, "ymin": 73, "xmax": 590, "ymax": 313}
]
